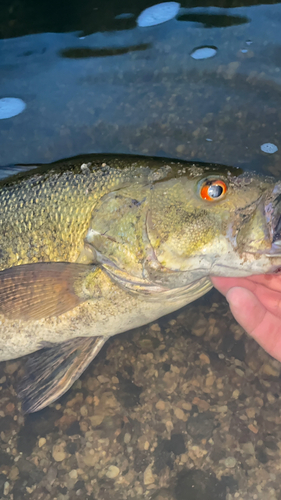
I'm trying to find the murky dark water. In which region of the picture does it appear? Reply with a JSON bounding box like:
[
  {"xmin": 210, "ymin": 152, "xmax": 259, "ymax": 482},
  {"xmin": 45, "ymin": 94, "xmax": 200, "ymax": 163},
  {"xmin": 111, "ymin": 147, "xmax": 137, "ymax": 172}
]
[{"xmin": 0, "ymin": 1, "xmax": 281, "ymax": 499}]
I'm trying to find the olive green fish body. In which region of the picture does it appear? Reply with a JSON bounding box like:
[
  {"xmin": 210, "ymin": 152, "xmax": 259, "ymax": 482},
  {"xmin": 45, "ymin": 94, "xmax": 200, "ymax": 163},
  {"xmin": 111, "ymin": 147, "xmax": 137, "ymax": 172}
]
[{"xmin": 0, "ymin": 154, "xmax": 281, "ymax": 412}]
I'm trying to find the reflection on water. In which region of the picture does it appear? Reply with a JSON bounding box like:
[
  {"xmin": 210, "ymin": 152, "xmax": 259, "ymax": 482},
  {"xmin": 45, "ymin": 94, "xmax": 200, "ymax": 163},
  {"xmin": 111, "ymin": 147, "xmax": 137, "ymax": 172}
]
[
  {"xmin": 177, "ymin": 11, "xmax": 250, "ymax": 27},
  {"xmin": 0, "ymin": 0, "xmax": 281, "ymax": 499}
]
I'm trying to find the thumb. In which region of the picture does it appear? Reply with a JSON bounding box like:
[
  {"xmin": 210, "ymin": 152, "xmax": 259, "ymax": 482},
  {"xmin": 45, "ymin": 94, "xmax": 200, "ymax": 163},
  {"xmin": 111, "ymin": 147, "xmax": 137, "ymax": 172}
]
[{"xmin": 225, "ymin": 287, "xmax": 266, "ymax": 336}]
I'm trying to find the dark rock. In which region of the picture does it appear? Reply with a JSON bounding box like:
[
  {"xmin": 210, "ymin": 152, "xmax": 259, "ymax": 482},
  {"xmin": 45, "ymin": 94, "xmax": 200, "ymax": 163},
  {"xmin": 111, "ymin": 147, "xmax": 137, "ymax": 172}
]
[
  {"xmin": 134, "ymin": 451, "xmax": 150, "ymax": 473},
  {"xmin": 221, "ymin": 333, "xmax": 245, "ymax": 361},
  {"xmin": 66, "ymin": 442, "xmax": 78, "ymax": 454},
  {"xmin": 17, "ymin": 407, "xmax": 62, "ymax": 455},
  {"xmin": 115, "ymin": 374, "xmax": 142, "ymax": 408},
  {"xmin": 175, "ymin": 469, "xmax": 229, "ymax": 500},
  {"xmin": 0, "ymin": 450, "xmax": 12, "ymax": 466},
  {"xmin": 65, "ymin": 421, "xmax": 81, "ymax": 436},
  {"xmin": 169, "ymin": 434, "xmax": 186, "ymax": 455},
  {"xmin": 186, "ymin": 412, "xmax": 216, "ymax": 441},
  {"xmin": 256, "ymin": 446, "xmax": 269, "ymax": 464},
  {"xmin": 0, "ymin": 474, "xmax": 6, "ymax": 495}
]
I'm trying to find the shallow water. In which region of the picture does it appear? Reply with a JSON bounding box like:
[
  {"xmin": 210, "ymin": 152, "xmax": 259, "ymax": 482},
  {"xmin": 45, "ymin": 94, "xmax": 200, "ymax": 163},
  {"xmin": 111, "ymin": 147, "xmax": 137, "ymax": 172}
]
[{"xmin": 0, "ymin": 1, "xmax": 281, "ymax": 499}]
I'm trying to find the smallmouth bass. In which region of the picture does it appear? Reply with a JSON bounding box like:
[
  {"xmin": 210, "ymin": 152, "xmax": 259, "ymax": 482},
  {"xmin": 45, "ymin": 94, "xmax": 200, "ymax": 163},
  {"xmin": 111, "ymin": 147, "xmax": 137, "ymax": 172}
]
[{"xmin": 0, "ymin": 154, "xmax": 281, "ymax": 412}]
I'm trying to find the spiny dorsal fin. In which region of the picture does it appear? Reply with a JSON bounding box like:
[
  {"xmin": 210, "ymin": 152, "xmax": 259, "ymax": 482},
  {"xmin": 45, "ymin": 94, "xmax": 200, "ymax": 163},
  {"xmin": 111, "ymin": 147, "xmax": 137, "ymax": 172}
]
[
  {"xmin": 0, "ymin": 262, "xmax": 93, "ymax": 321},
  {"xmin": 18, "ymin": 336, "xmax": 108, "ymax": 413}
]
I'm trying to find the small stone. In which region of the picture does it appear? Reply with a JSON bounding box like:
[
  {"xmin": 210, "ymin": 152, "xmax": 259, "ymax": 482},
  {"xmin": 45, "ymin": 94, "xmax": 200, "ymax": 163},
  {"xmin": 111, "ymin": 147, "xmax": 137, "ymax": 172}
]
[
  {"xmin": 165, "ymin": 421, "xmax": 174, "ymax": 433},
  {"xmin": 174, "ymin": 408, "xmax": 185, "ymax": 420},
  {"xmin": 232, "ymin": 389, "xmax": 240, "ymax": 399},
  {"xmin": 4, "ymin": 361, "xmax": 20, "ymax": 375},
  {"xmin": 144, "ymin": 441, "xmax": 150, "ymax": 450},
  {"xmin": 124, "ymin": 433, "xmax": 131, "ymax": 444},
  {"xmin": 9, "ymin": 466, "xmax": 19, "ymax": 480},
  {"xmin": 150, "ymin": 323, "xmax": 161, "ymax": 332},
  {"xmin": 97, "ymin": 375, "xmax": 110, "ymax": 383},
  {"xmin": 3, "ymin": 482, "xmax": 10, "ymax": 495},
  {"xmin": 89, "ymin": 415, "xmax": 104, "ymax": 427},
  {"xmin": 248, "ymin": 424, "xmax": 258, "ymax": 434},
  {"xmin": 176, "ymin": 144, "xmax": 185, "ymax": 154},
  {"xmin": 38, "ymin": 438, "xmax": 46, "ymax": 448},
  {"xmin": 112, "ymin": 376, "xmax": 119, "ymax": 384},
  {"xmin": 6, "ymin": 403, "xmax": 15, "ymax": 413},
  {"xmin": 260, "ymin": 363, "xmax": 279, "ymax": 377},
  {"xmin": 80, "ymin": 405, "xmax": 88, "ymax": 417},
  {"xmin": 69, "ymin": 469, "xmax": 78, "ymax": 479},
  {"xmin": 246, "ymin": 408, "xmax": 256, "ymax": 419},
  {"xmin": 182, "ymin": 402, "xmax": 192, "ymax": 411},
  {"xmin": 192, "ymin": 397, "xmax": 210, "ymax": 412},
  {"xmin": 217, "ymin": 405, "xmax": 228, "ymax": 413},
  {"xmin": 191, "ymin": 318, "xmax": 207, "ymax": 337},
  {"xmin": 224, "ymin": 457, "xmax": 237, "ymax": 468},
  {"xmin": 143, "ymin": 464, "xmax": 155, "ymax": 485},
  {"xmin": 156, "ymin": 400, "xmax": 166, "ymax": 411},
  {"xmin": 199, "ymin": 353, "xmax": 210, "ymax": 365},
  {"xmin": 267, "ymin": 392, "xmax": 276, "ymax": 403},
  {"xmin": 205, "ymin": 375, "xmax": 215, "ymax": 387},
  {"xmin": 242, "ymin": 442, "xmax": 255, "ymax": 455},
  {"xmin": 106, "ymin": 465, "xmax": 120, "ymax": 479},
  {"xmin": 52, "ymin": 442, "xmax": 66, "ymax": 462}
]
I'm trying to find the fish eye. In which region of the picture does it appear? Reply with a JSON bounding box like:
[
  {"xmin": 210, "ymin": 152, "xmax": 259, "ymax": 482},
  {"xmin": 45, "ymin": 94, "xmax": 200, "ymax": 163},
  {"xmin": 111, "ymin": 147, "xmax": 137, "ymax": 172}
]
[{"xmin": 199, "ymin": 179, "xmax": 227, "ymax": 201}]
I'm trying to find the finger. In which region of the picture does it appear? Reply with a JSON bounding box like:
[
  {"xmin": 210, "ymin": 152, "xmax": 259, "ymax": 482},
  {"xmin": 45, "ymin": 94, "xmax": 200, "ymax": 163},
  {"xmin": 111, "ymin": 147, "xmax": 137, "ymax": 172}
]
[
  {"xmin": 210, "ymin": 276, "xmax": 257, "ymax": 296},
  {"xmin": 247, "ymin": 274, "xmax": 281, "ymax": 293},
  {"xmin": 226, "ymin": 287, "xmax": 281, "ymax": 362}
]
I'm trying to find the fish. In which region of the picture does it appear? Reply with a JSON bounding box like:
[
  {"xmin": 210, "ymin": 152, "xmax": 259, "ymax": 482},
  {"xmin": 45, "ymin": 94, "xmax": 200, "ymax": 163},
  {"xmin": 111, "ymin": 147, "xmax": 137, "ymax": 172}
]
[{"xmin": 0, "ymin": 154, "xmax": 281, "ymax": 413}]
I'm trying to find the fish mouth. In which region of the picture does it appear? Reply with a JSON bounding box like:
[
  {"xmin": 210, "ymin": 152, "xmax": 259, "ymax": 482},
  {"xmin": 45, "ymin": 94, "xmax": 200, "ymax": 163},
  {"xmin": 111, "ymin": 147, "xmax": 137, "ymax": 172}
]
[{"xmin": 266, "ymin": 185, "xmax": 281, "ymax": 257}]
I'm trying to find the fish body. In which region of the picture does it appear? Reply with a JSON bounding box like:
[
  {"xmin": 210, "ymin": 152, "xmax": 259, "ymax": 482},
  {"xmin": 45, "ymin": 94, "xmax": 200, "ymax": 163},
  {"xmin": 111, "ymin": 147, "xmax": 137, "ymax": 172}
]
[{"xmin": 0, "ymin": 154, "xmax": 281, "ymax": 411}]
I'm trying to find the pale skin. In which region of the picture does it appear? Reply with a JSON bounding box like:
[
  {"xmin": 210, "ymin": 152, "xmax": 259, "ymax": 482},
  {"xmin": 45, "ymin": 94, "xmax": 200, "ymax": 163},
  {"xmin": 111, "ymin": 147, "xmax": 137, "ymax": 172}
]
[{"xmin": 211, "ymin": 275, "xmax": 281, "ymax": 363}]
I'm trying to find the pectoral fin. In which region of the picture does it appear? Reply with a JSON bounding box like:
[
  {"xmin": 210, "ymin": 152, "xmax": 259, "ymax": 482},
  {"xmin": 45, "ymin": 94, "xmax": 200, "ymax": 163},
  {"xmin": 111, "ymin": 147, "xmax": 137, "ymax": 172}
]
[
  {"xmin": 0, "ymin": 262, "xmax": 95, "ymax": 320},
  {"xmin": 18, "ymin": 336, "xmax": 108, "ymax": 413}
]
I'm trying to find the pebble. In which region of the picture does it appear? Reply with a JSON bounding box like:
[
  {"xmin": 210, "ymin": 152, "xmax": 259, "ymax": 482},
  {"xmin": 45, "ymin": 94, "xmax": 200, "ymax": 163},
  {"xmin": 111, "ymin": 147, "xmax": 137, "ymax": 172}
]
[
  {"xmin": 199, "ymin": 353, "xmax": 210, "ymax": 365},
  {"xmin": 182, "ymin": 402, "xmax": 192, "ymax": 411},
  {"xmin": 156, "ymin": 400, "xmax": 166, "ymax": 411},
  {"xmin": 52, "ymin": 443, "xmax": 67, "ymax": 462},
  {"xmin": 191, "ymin": 318, "xmax": 207, "ymax": 337},
  {"xmin": 38, "ymin": 438, "xmax": 46, "ymax": 448},
  {"xmin": 97, "ymin": 375, "xmax": 110, "ymax": 383},
  {"xmin": 4, "ymin": 361, "xmax": 20, "ymax": 375},
  {"xmin": 124, "ymin": 433, "xmax": 131, "ymax": 444},
  {"xmin": 69, "ymin": 469, "xmax": 78, "ymax": 480},
  {"xmin": 80, "ymin": 405, "xmax": 88, "ymax": 417},
  {"xmin": 232, "ymin": 389, "xmax": 240, "ymax": 399},
  {"xmin": 246, "ymin": 408, "xmax": 256, "ymax": 419},
  {"xmin": 260, "ymin": 363, "xmax": 279, "ymax": 377},
  {"xmin": 174, "ymin": 408, "xmax": 185, "ymax": 420},
  {"xmin": 217, "ymin": 405, "xmax": 228, "ymax": 413},
  {"xmin": 242, "ymin": 442, "xmax": 255, "ymax": 455},
  {"xmin": 143, "ymin": 464, "xmax": 155, "ymax": 485},
  {"xmin": 106, "ymin": 465, "xmax": 120, "ymax": 479},
  {"xmin": 3, "ymin": 482, "xmax": 10, "ymax": 496},
  {"xmin": 224, "ymin": 457, "xmax": 237, "ymax": 468},
  {"xmin": 150, "ymin": 323, "xmax": 161, "ymax": 332}
]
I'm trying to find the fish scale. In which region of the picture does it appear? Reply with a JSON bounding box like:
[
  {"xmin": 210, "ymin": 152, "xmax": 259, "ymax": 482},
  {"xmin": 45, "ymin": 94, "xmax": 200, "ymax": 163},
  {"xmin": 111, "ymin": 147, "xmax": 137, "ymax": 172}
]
[{"xmin": 0, "ymin": 154, "xmax": 280, "ymax": 412}]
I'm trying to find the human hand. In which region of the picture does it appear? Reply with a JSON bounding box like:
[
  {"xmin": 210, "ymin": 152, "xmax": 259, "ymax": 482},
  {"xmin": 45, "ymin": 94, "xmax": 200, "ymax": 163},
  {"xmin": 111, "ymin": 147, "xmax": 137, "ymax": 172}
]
[{"xmin": 211, "ymin": 275, "xmax": 281, "ymax": 362}]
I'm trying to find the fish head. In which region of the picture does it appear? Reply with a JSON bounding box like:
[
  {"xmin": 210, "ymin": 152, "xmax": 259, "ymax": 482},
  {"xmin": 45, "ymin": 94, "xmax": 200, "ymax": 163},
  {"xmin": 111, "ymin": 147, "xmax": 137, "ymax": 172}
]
[
  {"xmin": 83, "ymin": 164, "xmax": 281, "ymax": 290},
  {"xmin": 144, "ymin": 167, "xmax": 281, "ymax": 281}
]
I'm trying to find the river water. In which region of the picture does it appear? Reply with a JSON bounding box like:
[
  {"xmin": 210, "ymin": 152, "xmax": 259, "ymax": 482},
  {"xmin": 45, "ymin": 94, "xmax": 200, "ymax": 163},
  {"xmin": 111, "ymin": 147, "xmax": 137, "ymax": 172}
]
[{"xmin": 0, "ymin": 1, "xmax": 281, "ymax": 499}]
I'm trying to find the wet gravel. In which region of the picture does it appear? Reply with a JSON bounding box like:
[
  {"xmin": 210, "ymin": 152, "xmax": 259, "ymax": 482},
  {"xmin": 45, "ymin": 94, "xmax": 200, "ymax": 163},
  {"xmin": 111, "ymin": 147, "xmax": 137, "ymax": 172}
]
[{"xmin": 0, "ymin": 289, "xmax": 281, "ymax": 499}]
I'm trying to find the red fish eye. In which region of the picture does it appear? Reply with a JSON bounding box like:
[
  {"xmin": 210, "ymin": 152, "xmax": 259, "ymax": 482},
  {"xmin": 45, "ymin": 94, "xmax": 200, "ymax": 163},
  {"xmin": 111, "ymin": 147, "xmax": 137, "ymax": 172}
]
[{"xmin": 200, "ymin": 179, "xmax": 227, "ymax": 201}]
